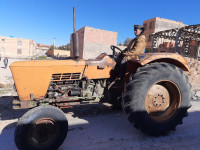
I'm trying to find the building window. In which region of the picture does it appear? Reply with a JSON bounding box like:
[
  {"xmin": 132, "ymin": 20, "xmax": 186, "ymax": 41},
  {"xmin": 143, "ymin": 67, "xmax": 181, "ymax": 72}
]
[
  {"xmin": 149, "ymin": 21, "xmax": 154, "ymax": 29},
  {"xmin": 143, "ymin": 23, "xmax": 147, "ymax": 30},
  {"xmin": 17, "ymin": 48, "xmax": 22, "ymax": 54}
]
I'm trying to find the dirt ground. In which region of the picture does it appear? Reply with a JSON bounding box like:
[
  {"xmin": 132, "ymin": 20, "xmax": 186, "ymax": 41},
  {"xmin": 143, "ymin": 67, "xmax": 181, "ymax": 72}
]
[{"xmin": 0, "ymin": 58, "xmax": 200, "ymax": 150}]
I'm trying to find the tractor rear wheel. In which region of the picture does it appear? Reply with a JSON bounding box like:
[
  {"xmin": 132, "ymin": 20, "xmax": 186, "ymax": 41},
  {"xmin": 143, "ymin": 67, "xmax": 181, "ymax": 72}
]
[
  {"xmin": 108, "ymin": 87, "xmax": 122, "ymax": 110},
  {"xmin": 122, "ymin": 62, "xmax": 192, "ymax": 136},
  {"xmin": 14, "ymin": 105, "xmax": 68, "ymax": 150}
]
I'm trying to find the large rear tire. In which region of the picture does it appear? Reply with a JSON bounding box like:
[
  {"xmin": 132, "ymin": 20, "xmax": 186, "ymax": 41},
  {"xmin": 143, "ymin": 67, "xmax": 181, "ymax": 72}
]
[
  {"xmin": 14, "ymin": 105, "xmax": 68, "ymax": 150},
  {"xmin": 122, "ymin": 62, "xmax": 192, "ymax": 136}
]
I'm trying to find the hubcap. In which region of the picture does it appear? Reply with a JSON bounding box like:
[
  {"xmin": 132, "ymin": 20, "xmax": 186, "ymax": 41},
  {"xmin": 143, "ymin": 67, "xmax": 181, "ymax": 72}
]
[
  {"xmin": 145, "ymin": 80, "xmax": 181, "ymax": 122},
  {"xmin": 147, "ymin": 85, "xmax": 170, "ymax": 112}
]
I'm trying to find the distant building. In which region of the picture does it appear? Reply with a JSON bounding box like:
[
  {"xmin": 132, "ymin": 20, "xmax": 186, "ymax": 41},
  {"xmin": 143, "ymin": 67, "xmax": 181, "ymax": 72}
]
[
  {"xmin": 143, "ymin": 17, "xmax": 186, "ymax": 52},
  {"xmin": 0, "ymin": 36, "xmax": 36, "ymax": 58},
  {"xmin": 35, "ymin": 44, "xmax": 50, "ymax": 55},
  {"xmin": 47, "ymin": 49, "xmax": 70, "ymax": 57},
  {"xmin": 70, "ymin": 26, "xmax": 118, "ymax": 59},
  {"xmin": 36, "ymin": 44, "xmax": 50, "ymax": 51}
]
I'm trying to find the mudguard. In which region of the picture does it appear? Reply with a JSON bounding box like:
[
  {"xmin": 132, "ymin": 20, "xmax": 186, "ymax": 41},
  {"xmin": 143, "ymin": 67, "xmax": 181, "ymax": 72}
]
[{"xmin": 126, "ymin": 53, "xmax": 190, "ymax": 74}]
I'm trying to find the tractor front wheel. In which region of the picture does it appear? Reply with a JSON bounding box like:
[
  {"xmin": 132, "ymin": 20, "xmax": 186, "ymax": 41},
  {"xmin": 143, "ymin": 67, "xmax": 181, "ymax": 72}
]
[{"xmin": 14, "ymin": 105, "xmax": 68, "ymax": 150}]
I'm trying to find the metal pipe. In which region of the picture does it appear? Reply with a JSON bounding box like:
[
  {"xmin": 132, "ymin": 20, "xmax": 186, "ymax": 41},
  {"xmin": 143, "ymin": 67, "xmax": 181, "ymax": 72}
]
[
  {"xmin": 73, "ymin": 7, "xmax": 76, "ymax": 33},
  {"xmin": 72, "ymin": 33, "xmax": 79, "ymax": 58}
]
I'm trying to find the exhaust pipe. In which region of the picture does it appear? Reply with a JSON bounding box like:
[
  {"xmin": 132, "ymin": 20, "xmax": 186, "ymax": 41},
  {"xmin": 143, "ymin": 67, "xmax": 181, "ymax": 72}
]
[{"xmin": 72, "ymin": 33, "xmax": 79, "ymax": 59}]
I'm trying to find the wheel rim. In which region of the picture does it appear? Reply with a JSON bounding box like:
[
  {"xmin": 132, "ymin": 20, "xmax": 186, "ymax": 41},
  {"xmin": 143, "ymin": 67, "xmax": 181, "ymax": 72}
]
[
  {"xmin": 27, "ymin": 118, "xmax": 59, "ymax": 147},
  {"xmin": 145, "ymin": 80, "xmax": 181, "ymax": 122}
]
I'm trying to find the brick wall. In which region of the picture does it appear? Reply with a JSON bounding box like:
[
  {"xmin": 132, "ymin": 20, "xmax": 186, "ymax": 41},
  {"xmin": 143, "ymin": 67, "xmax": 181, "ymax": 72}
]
[{"xmin": 70, "ymin": 26, "xmax": 118, "ymax": 59}]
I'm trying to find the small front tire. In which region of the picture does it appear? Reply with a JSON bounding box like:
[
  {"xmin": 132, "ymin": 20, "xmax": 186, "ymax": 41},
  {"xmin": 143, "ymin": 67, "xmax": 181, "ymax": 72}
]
[{"xmin": 15, "ymin": 105, "xmax": 68, "ymax": 150}]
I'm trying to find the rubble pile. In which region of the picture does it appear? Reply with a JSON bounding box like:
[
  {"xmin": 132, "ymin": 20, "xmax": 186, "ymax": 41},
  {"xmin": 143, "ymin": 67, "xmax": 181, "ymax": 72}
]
[{"xmin": 185, "ymin": 57, "xmax": 200, "ymax": 85}]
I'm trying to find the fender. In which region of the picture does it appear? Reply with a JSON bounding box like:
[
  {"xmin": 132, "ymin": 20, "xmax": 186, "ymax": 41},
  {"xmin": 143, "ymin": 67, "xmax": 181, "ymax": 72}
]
[
  {"xmin": 126, "ymin": 53, "xmax": 190, "ymax": 74},
  {"xmin": 121, "ymin": 53, "xmax": 190, "ymax": 91}
]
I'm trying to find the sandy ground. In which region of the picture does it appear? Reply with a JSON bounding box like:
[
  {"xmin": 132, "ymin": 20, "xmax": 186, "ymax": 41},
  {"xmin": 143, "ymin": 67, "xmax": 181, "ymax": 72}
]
[{"xmin": 0, "ymin": 58, "xmax": 200, "ymax": 150}]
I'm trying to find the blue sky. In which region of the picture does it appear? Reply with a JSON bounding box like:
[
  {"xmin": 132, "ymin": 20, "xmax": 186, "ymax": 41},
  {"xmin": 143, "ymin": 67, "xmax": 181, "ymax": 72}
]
[{"xmin": 0, "ymin": 0, "xmax": 199, "ymax": 46}]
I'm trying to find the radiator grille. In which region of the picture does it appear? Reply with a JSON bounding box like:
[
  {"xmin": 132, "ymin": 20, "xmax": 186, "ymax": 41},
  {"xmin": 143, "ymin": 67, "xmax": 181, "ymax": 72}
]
[{"xmin": 51, "ymin": 73, "xmax": 81, "ymax": 81}]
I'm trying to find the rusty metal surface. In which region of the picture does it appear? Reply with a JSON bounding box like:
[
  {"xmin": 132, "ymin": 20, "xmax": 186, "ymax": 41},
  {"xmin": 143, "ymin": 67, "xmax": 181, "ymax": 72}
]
[
  {"xmin": 127, "ymin": 53, "xmax": 190, "ymax": 72},
  {"xmin": 145, "ymin": 84, "xmax": 170, "ymax": 113},
  {"xmin": 85, "ymin": 53, "xmax": 116, "ymax": 68},
  {"xmin": 151, "ymin": 24, "xmax": 200, "ymax": 58},
  {"xmin": 145, "ymin": 80, "xmax": 181, "ymax": 122},
  {"xmin": 84, "ymin": 53, "xmax": 116, "ymax": 79}
]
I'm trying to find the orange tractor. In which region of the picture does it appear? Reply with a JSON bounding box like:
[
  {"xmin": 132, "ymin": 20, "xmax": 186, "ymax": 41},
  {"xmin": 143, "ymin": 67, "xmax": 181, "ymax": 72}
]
[
  {"xmin": 10, "ymin": 46, "xmax": 192, "ymax": 150},
  {"xmin": 10, "ymin": 8, "xmax": 192, "ymax": 150}
]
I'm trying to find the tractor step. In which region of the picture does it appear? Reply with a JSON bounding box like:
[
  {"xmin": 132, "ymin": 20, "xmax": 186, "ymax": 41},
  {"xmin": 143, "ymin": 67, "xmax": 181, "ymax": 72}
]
[
  {"xmin": 13, "ymin": 104, "xmax": 21, "ymax": 109},
  {"xmin": 13, "ymin": 99, "xmax": 20, "ymax": 105}
]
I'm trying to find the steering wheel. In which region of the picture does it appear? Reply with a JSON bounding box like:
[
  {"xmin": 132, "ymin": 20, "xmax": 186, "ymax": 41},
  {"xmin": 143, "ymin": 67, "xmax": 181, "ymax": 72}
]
[{"xmin": 110, "ymin": 45, "xmax": 123, "ymax": 59}]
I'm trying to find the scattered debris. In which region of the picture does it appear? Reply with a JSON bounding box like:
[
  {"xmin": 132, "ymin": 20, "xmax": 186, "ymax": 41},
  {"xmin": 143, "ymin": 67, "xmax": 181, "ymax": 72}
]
[
  {"xmin": 185, "ymin": 58, "xmax": 200, "ymax": 86},
  {"xmin": 192, "ymin": 90, "xmax": 200, "ymax": 100}
]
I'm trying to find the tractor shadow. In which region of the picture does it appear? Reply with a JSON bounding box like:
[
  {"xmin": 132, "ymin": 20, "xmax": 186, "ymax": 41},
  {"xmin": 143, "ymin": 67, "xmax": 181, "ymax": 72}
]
[
  {"xmin": 0, "ymin": 94, "xmax": 120, "ymax": 121},
  {"xmin": 62, "ymin": 102, "xmax": 120, "ymax": 118},
  {"xmin": 0, "ymin": 96, "xmax": 28, "ymax": 120},
  {"xmin": 0, "ymin": 98, "xmax": 200, "ymax": 150}
]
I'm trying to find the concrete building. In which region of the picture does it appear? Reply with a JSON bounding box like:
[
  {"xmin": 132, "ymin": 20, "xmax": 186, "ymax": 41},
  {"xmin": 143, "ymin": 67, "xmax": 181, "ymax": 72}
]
[
  {"xmin": 34, "ymin": 44, "xmax": 50, "ymax": 56},
  {"xmin": 70, "ymin": 26, "xmax": 118, "ymax": 59},
  {"xmin": 47, "ymin": 49, "xmax": 70, "ymax": 57},
  {"xmin": 143, "ymin": 17, "xmax": 186, "ymax": 52},
  {"xmin": 0, "ymin": 36, "xmax": 36, "ymax": 58},
  {"xmin": 36, "ymin": 44, "xmax": 50, "ymax": 51}
]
